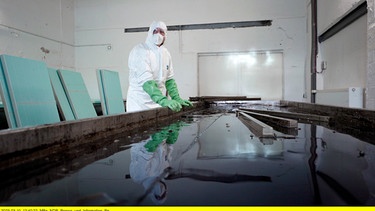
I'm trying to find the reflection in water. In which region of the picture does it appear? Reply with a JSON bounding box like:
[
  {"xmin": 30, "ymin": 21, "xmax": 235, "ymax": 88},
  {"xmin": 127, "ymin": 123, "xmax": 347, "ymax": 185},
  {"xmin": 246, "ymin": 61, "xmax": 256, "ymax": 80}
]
[
  {"xmin": 128, "ymin": 122, "xmax": 183, "ymax": 205},
  {"xmin": 0, "ymin": 112, "xmax": 374, "ymax": 205},
  {"xmin": 129, "ymin": 142, "xmax": 171, "ymax": 205},
  {"xmin": 129, "ymin": 118, "xmax": 274, "ymax": 205},
  {"xmin": 317, "ymin": 170, "xmax": 361, "ymax": 205},
  {"xmin": 314, "ymin": 125, "xmax": 375, "ymax": 205},
  {"xmin": 166, "ymin": 168, "xmax": 271, "ymax": 183},
  {"xmin": 198, "ymin": 114, "xmax": 284, "ymax": 159}
]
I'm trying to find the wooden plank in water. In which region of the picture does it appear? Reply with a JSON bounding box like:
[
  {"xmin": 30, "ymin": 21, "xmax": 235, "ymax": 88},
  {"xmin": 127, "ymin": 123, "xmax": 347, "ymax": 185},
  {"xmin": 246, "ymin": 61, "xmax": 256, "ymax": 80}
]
[
  {"xmin": 239, "ymin": 109, "xmax": 298, "ymax": 128},
  {"xmin": 238, "ymin": 112, "xmax": 274, "ymax": 137},
  {"xmin": 239, "ymin": 107, "xmax": 330, "ymax": 122},
  {"xmin": 189, "ymin": 96, "xmax": 261, "ymax": 101}
]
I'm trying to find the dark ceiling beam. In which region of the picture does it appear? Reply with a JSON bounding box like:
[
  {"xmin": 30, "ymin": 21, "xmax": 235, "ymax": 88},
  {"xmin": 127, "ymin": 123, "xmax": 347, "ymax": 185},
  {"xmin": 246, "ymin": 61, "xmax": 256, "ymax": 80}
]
[
  {"xmin": 318, "ymin": 1, "xmax": 367, "ymax": 43},
  {"xmin": 124, "ymin": 20, "xmax": 272, "ymax": 33}
]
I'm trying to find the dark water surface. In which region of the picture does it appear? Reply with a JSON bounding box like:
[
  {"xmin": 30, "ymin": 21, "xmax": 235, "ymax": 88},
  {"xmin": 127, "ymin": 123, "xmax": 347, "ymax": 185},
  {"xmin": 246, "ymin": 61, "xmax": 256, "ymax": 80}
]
[{"xmin": 1, "ymin": 112, "xmax": 374, "ymax": 205}]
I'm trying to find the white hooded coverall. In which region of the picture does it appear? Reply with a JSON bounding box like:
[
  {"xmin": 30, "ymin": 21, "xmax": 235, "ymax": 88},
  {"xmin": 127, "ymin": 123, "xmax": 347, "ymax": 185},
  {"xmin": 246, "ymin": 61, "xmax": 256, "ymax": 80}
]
[
  {"xmin": 126, "ymin": 21, "xmax": 174, "ymax": 112},
  {"xmin": 129, "ymin": 140, "xmax": 172, "ymax": 204}
]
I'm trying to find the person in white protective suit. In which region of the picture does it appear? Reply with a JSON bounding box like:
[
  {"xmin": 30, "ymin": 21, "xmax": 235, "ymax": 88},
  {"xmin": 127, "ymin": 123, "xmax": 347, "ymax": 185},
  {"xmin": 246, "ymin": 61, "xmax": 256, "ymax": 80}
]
[
  {"xmin": 126, "ymin": 21, "xmax": 193, "ymax": 112},
  {"xmin": 129, "ymin": 136, "xmax": 173, "ymax": 205},
  {"xmin": 128, "ymin": 122, "xmax": 182, "ymax": 204}
]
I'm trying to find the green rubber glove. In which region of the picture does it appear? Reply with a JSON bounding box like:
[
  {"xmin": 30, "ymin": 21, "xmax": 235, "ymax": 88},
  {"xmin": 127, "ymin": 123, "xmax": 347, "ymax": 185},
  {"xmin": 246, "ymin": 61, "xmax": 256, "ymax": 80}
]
[
  {"xmin": 144, "ymin": 130, "xmax": 168, "ymax": 152},
  {"xmin": 165, "ymin": 79, "xmax": 193, "ymax": 107},
  {"xmin": 144, "ymin": 122, "xmax": 185, "ymax": 152},
  {"xmin": 165, "ymin": 122, "xmax": 182, "ymax": 144},
  {"xmin": 143, "ymin": 80, "xmax": 182, "ymax": 112}
]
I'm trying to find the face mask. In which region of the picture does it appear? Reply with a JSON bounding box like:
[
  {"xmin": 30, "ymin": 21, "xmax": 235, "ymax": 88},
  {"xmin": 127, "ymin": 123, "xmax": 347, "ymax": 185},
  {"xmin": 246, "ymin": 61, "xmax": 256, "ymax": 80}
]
[{"xmin": 153, "ymin": 33, "xmax": 164, "ymax": 46}]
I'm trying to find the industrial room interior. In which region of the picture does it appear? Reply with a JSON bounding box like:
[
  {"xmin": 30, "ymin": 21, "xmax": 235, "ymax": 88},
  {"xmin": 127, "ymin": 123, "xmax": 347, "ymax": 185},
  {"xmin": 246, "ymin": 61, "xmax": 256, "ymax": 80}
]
[
  {"xmin": 0, "ymin": 0, "xmax": 374, "ymax": 107},
  {"xmin": 0, "ymin": 0, "xmax": 375, "ymax": 206}
]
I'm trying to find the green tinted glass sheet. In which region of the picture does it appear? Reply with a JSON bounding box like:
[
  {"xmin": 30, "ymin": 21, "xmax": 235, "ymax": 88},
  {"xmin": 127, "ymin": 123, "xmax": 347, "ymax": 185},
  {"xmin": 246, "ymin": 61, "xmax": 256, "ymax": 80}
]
[
  {"xmin": 97, "ymin": 69, "xmax": 124, "ymax": 115},
  {"xmin": 48, "ymin": 68, "xmax": 75, "ymax": 121},
  {"xmin": 57, "ymin": 69, "xmax": 97, "ymax": 119},
  {"xmin": 0, "ymin": 55, "xmax": 60, "ymax": 128},
  {"xmin": 0, "ymin": 57, "xmax": 17, "ymax": 128}
]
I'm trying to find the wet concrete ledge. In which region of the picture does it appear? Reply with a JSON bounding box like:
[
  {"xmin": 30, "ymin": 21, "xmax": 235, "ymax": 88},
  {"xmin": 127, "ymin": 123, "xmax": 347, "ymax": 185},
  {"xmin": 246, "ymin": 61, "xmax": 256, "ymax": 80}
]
[
  {"xmin": 2, "ymin": 99, "xmax": 374, "ymax": 157},
  {"xmin": 280, "ymin": 100, "xmax": 375, "ymax": 130},
  {"xmin": 280, "ymin": 100, "xmax": 375, "ymax": 144},
  {"xmin": 0, "ymin": 104, "xmax": 207, "ymax": 197},
  {"xmin": 204, "ymin": 99, "xmax": 375, "ymax": 144},
  {"xmin": 0, "ymin": 102, "xmax": 204, "ymax": 157}
]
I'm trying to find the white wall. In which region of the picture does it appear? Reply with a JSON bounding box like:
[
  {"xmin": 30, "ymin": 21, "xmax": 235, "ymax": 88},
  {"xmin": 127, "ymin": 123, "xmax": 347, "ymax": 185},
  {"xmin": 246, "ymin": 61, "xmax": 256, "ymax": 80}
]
[
  {"xmin": 0, "ymin": 1, "xmax": 370, "ymax": 108},
  {"xmin": 0, "ymin": 0, "xmax": 75, "ymax": 69},
  {"xmin": 317, "ymin": 0, "xmax": 364, "ymax": 35},
  {"xmin": 75, "ymin": 0, "xmax": 307, "ymax": 101},
  {"xmin": 319, "ymin": 15, "xmax": 367, "ymax": 90},
  {"xmin": 316, "ymin": 0, "xmax": 367, "ymax": 94},
  {"xmin": 367, "ymin": 0, "xmax": 375, "ymax": 109}
]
